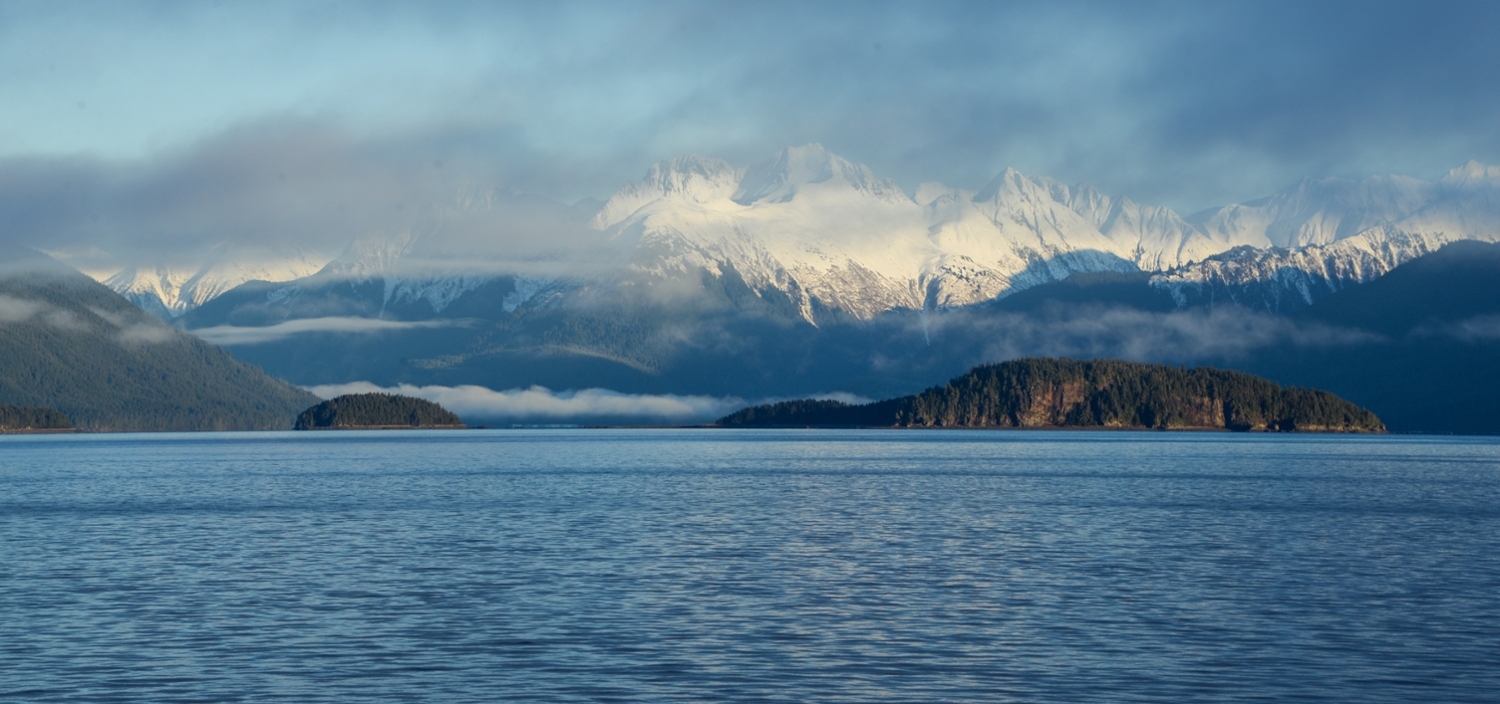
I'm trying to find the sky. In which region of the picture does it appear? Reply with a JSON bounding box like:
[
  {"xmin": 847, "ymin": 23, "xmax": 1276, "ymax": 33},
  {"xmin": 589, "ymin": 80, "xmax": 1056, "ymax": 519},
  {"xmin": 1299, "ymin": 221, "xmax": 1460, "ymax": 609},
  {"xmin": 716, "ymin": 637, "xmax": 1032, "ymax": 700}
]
[{"xmin": 3, "ymin": 0, "xmax": 1499, "ymax": 258}]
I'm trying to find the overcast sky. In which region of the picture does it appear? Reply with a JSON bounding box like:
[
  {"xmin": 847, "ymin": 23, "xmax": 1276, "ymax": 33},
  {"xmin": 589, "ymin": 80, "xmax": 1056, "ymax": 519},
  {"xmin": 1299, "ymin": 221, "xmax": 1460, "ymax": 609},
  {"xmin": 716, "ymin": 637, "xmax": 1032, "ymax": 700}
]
[{"xmin": 3, "ymin": 0, "xmax": 1499, "ymax": 256}]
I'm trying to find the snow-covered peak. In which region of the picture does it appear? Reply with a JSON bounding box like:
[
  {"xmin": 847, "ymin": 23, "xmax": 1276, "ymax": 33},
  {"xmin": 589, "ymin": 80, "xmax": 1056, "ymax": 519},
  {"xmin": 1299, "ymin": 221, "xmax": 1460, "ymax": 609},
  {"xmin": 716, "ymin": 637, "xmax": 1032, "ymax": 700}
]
[
  {"xmin": 103, "ymin": 243, "xmax": 331, "ymax": 318},
  {"xmin": 913, "ymin": 181, "xmax": 960, "ymax": 206},
  {"xmin": 590, "ymin": 155, "xmax": 739, "ymax": 230},
  {"xmin": 1193, "ymin": 173, "xmax": 1433, "ymax": 248},
  {"xmin": 1440, "ymin": 160, "xmax": 1500, "ymax": 188},
  {"xmin": 83, "ymin": 145, "xmax": 1500, "ymax": 324},
  {"xmin": 733, "ymin": 143, "xmax": 908, "ymax": 205},
  {"xmin": 972, "ymin": 167, "xmax": 1033, "ymax": 205},
  {"xmin": 321, "ymin": 231, "xmax": 418, "ymax": 280},
  {"xmin": 1047, "ymin": 180, "xmax": 1116, "ymax": 228}
]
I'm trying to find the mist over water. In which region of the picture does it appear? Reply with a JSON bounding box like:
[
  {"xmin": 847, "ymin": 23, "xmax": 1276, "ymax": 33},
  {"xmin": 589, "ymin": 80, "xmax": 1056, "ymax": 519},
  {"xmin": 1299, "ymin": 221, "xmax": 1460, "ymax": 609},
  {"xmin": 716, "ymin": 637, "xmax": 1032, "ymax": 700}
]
[{"xmin": 2, "ymin": 430, "xmax": 1497, "ymax": 702}]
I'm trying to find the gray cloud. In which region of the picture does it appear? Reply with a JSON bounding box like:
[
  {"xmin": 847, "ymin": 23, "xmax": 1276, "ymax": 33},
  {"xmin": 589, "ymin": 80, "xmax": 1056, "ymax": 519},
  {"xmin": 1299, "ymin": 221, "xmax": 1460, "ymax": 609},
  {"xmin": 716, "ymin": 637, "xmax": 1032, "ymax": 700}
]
[
  {"xmin": 0, "ymin": 294, "xmax": 85, "ymax": 331},
  {"xmin": 0, "ymin": 2, "xmax": 1494, "ymax": 214},
  {"xmin": 0, "ymin": 294, "xmax": 168, "ymax": 338},
  {"xmin": 1413, "ymin": 315, "xmax": 1500, "ymax": 342},
  {"xmin": 0, "ymin": 295, "xmax": 45, "ymax": 322},
  {"xmin": 89, "ymin": 306, "xmax": 176, "ymax": 343},
  {"xmin": 0, "ymin": 121, "xmax": 600, "ymax": 262},
  {"xmin": 192, "ymin": 316, "xmax": 472, "ymax": 346},
  {"xmin": 115, "ymin": 322, "xmax": 176, "ymax": 344},
  {"xmin": 3, "ymin": 2, "xmax": 1498, "ymax": 264}
]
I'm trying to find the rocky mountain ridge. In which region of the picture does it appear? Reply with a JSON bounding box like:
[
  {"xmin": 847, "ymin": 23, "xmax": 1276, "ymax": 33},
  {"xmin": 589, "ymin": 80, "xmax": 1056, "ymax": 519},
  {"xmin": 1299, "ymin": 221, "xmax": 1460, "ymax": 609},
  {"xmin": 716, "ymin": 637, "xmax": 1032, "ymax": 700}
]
[
  {"xmin": 1155, "ymin": 161, "xmax": 1500, "ymax": 309},
  {"xmin": 68, "ymin": 147, "xmax": 1500, "ymax": 322}
]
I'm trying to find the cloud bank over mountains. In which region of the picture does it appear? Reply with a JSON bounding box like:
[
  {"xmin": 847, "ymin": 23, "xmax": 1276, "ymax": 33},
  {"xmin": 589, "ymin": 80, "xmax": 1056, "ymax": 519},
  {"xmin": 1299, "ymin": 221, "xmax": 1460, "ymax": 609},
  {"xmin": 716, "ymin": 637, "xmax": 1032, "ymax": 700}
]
[
  {"xmin": 10, "ymin": 132, "xmax": 1493, "ymax": 330},
  {"xmin": 0, "ymin": 122, "xmax": 596, "ymax": 265},
  {"xmin": 3, "ymin": 1, "xmax": 1499, "ymax": 254}
]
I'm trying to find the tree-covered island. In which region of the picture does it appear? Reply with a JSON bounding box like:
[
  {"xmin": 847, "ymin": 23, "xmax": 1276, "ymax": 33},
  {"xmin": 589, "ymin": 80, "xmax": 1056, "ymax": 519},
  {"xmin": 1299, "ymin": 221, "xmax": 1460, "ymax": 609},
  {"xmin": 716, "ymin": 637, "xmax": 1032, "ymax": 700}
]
[
  {"xmin": 295, "ymin": 393, "xmax": 466, "ymax": 430},
  {"xmin": 718, "ymin": 358, "xmax": 1384, "ymax": 432}
]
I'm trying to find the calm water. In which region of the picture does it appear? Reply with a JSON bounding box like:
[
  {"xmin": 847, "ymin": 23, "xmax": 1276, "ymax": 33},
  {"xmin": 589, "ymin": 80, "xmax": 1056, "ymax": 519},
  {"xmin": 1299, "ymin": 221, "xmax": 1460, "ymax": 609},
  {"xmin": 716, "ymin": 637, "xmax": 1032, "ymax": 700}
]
[{"xmin": 1, "ymin": 430, "xmax": 1497, "ymax": 702}]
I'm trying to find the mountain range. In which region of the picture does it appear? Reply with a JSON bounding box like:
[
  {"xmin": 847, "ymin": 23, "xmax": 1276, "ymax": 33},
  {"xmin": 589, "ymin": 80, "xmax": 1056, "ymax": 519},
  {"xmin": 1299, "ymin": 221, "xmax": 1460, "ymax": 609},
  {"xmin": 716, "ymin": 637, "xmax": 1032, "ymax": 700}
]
[
  {"xmin": 18, "ymin": 146, "xmax": 1500, "ymax": 433},
  {"xmin": 84, "ymin": 145, "xmax": 1500, "ymax": 323}
]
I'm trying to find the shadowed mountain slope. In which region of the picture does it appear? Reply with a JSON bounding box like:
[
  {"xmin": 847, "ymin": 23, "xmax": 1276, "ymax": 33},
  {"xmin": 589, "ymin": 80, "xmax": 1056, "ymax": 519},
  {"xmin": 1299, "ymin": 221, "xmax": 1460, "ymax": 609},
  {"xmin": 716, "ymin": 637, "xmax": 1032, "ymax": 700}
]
[
  {"xmin": 1237, "ymin": 240, "xmax": 1500, "ymax": 435},
  {"xmin": 0, "ymin": 247, "xmax": 319, "ymax": 430}
]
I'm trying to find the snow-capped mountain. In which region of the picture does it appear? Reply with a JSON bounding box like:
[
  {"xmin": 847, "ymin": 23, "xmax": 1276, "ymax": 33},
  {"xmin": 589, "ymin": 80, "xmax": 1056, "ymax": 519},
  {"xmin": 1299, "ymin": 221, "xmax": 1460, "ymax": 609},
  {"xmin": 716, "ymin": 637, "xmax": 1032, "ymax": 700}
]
[
  {"xmin": 140, "ymin": 150, "xmax": 1500, "ymax": 433},
  {"xmin": 205, "ymin": 186, "xmax": 597, "ymax": 323},
  {"xmin": 592, "ymin": 144, "xmax": 1235, "ymax": 322},
  {"xmin": 590, "ymin": 147, "xmax": 1500, "ymax": 320},
  {"xmin": 310, "ymin": 230, "xmax": 555, "ymax": 317},
  {"xmin": 101, "ymin": 244, "xmax": 331, "ymax": 318},
  {"xmin": 1155, "ymin": 161, "xmax": 1500, "ymax": 309},
  {"xmin": 72, "ymin": 146, "xmax": 1500, "ymax": 322}
]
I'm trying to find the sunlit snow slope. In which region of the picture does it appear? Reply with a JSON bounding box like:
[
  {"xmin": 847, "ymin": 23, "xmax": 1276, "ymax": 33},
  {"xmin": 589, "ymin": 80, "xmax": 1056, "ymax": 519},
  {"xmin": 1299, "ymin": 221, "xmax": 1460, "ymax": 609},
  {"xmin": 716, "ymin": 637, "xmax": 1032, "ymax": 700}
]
[{"xmin": 72, "ymin": 146, "xmax": 1500, "ymax": 320}]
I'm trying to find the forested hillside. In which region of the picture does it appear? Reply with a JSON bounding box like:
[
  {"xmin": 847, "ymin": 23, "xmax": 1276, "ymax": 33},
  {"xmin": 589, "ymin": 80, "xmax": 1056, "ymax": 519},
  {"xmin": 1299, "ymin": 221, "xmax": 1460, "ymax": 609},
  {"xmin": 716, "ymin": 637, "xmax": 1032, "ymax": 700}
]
[
  {"xmin": 0, "ymin": 404, "xmax": 71, "ymax": 431},
  {"xmin": 0, "ymin": 248, "xmax": 319, "ymax": 430},
  {"xmin": 719, "ymin": 358, "xmax": 1383, "ymax": 432}
]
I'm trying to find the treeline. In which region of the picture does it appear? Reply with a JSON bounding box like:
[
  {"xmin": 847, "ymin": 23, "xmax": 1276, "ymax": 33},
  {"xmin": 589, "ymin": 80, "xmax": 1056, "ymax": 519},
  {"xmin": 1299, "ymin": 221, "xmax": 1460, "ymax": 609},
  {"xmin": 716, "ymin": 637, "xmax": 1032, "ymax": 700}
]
[
  {"xmin": 295, "ymin": 393, "xmax": 464, "ymax": 430},
  {"xmin": 0, "ymin": 404, "xmax": 71, "ymax": 430},
  {"xmin": 718, "ymin": 358, "xmax": 1385, "ymax": 432}
]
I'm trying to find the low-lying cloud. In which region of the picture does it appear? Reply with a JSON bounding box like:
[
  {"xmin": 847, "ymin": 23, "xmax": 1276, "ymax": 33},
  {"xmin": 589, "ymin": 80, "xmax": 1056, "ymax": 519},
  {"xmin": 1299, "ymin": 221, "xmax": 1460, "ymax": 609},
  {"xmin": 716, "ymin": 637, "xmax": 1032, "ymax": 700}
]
[
  {"xmin": 1413, "ymin": 315, "xmax": 1500, "ymax": 342},
  {"xmin": 115, "ymin": 322, "xmax": 177, "ymax": 344},
  {"xmin": 0, "ymin": 295, "xmax": 45, "ymax": 322},
  {"xmin": 305, "ymin": 382, "xmax": 748, "ymax": 425},
  {"xmin": 192, "ymin": 316, "xmax": 470, "ymax": 345},
  {"xmin": 0, "ymin": 295, "xmax": 181, "ymax": 342},
  {"xmin": 303, "ymin": 382, "xmax": 872, "ymax": 425},
  {"xmin": 0, "ymin": 294, "xmax": 84, "ymax": 332}
]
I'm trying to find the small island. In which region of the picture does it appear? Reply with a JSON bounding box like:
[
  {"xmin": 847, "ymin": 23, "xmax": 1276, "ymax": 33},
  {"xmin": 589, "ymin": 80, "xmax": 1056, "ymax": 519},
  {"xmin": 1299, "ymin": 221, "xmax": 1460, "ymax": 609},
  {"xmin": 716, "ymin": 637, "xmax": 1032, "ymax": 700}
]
[
  {"xmin": 718, "ymin": 358, "xmax": 1384, "ymax": 432},
  {"xmin": 294, "ymin": 393, "xmax": 466, "ymax": 430},
  {"xmin": 0, "ymin": 404, "xmax": 73, "ymax": 433}
]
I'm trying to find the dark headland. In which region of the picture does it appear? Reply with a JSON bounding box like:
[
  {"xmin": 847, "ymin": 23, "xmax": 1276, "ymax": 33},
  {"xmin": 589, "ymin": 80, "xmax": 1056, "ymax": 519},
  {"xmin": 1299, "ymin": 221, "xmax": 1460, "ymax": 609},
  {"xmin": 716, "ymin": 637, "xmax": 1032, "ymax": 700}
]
[
  {"xmin": 295, "ymin": 393, "xmax": 466, "ymax": 430},
  {"xmin": 717, "ymin": 358, "xmax": 1385, "ymax": 432}
]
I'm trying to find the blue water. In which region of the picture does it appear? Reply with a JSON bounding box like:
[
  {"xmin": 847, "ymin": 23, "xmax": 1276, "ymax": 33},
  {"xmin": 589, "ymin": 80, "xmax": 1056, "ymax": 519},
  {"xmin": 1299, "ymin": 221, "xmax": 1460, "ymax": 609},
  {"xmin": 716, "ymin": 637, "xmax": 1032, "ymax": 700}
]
[{"xmin": 1, "ymin": 430, "xmax": 1497, "ymax": 702}]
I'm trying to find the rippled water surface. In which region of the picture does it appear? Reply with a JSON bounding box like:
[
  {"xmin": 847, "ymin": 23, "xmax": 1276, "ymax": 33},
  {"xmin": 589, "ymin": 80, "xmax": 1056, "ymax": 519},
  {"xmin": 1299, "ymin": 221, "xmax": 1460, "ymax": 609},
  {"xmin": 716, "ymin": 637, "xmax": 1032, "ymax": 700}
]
[{"xmin": 2, "ymin": 429, "xmax": 1497, "ymax": 702}]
